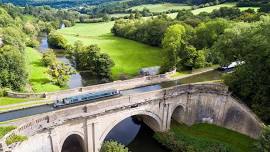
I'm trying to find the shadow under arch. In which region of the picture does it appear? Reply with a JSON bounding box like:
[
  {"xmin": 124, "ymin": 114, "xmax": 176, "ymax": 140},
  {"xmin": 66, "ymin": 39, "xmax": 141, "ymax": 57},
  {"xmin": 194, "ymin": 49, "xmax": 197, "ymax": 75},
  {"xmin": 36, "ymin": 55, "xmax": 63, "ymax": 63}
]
[
  {"xmin": 98, "ymin": 110, "xmax": 162, "ymax": 149},
  {"xmin": 61, "ymin": 134, "xmax": 86, "ymax": 152},
  {"xmin": 169, "ymin": 104, "xmax": 186, "ymax": 125}
]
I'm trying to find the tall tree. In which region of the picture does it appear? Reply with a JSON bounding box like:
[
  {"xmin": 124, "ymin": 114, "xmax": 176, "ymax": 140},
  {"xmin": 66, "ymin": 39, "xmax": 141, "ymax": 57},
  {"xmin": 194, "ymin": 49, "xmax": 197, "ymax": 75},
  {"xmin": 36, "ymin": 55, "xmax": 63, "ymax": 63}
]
[
  {"xmin": 0, "ymin": 45, "xmax": 27, "ymax": 90},
  {"xmin": 161, "ymin": 24, "xmax": 186, "ymax": 72}
]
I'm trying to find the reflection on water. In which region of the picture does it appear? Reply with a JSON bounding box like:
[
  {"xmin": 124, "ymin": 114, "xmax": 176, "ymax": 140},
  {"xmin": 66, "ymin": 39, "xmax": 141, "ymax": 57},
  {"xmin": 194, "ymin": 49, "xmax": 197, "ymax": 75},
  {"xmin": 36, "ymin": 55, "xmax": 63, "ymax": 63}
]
[{"xmin": 105, "ymin": 117, "xmax": 168, "ymax": 152}]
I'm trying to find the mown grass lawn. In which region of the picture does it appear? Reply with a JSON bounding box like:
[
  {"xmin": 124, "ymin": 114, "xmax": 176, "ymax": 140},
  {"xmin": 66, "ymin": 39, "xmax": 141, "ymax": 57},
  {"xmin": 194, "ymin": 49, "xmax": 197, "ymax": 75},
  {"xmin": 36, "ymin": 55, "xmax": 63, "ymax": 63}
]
[
  {"xmin": 25, "ymin": 47, "xmax": 63, "ymax": 92},
  {"xmin": 129, "ymin": 3, "xmax": 192, "ymax": 12},
  {"xmin": 169, "ymin": 122, "xmax": 256, "ymax": 152},
  {"xmin": 58, "ymin": 22, "xmax": 163, "ymax": 79}
]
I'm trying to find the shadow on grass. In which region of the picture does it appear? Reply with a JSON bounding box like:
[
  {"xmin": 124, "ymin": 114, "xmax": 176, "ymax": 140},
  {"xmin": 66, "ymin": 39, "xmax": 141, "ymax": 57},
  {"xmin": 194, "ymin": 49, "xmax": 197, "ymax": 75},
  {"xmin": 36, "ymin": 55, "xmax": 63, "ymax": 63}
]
[
  {"xmin": 31, "ymin": 61, "xmax": 44, "ymax": 67},
  {"xmin": 30, "ymin": 78, "xmax": 51, "ymax": 84}
]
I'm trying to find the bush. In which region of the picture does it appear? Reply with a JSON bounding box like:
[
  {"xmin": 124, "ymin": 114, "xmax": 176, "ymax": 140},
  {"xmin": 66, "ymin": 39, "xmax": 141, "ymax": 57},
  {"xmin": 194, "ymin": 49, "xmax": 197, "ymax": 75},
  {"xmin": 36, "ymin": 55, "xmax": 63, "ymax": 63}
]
[
  {"xmin": 47, "ymin": 32, "xmax": 68, "ymax": 49},
  {"xmin": 100, "ymin": 140, "xmax": 128, "ymax": 152},
  {"xmin": 42, "ymin": 49, "xmax": 57, "ymax": 66},
  {"xmin": 26, "ymin": 39, "xmax": 40, "ymax": 48},
  {"xmin": 0, "ymin": 87, "xmax": 10, "ymax": 97}
]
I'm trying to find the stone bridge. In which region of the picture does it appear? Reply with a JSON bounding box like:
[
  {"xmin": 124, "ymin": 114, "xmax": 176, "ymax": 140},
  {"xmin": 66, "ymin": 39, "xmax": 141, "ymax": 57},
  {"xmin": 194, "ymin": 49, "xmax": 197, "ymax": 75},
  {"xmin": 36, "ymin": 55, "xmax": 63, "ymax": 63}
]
[{"xmin": 0, "ymin": 83, "xmax": 263, "ymax": 152}]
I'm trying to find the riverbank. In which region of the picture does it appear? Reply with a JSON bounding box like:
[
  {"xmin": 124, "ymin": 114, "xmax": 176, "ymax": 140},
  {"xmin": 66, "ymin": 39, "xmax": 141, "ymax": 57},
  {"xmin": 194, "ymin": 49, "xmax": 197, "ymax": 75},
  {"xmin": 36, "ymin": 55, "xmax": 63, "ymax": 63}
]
[{"xmin": 154, "ymin": 121, "xmax": 256, "ymax": 152}]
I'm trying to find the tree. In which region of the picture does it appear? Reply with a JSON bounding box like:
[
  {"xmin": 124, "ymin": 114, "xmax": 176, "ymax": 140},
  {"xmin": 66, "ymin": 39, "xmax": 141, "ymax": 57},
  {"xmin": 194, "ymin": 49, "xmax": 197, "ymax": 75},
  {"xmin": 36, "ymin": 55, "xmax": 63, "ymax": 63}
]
[
  {"xmin": 0, "ymin": 45, "xmax": 27, "ymax": 90},
  {"xmin": 100, "ymin": 141, "xmax": 128, "ymax": 152},
  {"xmin": 2, "ymin": 27, "xmax": 27, "ymax": 51},
  {"xmin": 47, "ymin": 62, "xmax": 74, "ymax": 87},
  {"xmin": 42, "ymin": 49, "xmax": 57, "ymax": 66},
  {"xmin": 70, "ymin": 43, "xmax": 115, "ymax": 80},
  {"xmin": 255, "ymin": 126, "xmax": 270, "ymax": 152},
  {"xmin": 194, "ymin": 19, "xmax": 229, "ymax": 50},
  {"xmin": 161, "ymin": 24, "xmax": 186, "ymax": 72},
  {"xmin": 48, "ymin": 32, "xmax": 68, "ymax": 49}
]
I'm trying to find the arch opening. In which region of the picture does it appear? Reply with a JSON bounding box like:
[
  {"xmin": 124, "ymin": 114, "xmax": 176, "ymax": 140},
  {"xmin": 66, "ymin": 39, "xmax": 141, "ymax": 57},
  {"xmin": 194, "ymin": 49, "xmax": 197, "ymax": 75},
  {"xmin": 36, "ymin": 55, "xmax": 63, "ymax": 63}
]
[
  {"xmin": 100, "ymin": 112, "xmax": 164, "ymax": 152},
  {"xmin": 171, "ymin": 105, "xmax": 185, "ymax": 124},
  {"xmin": 61, "ymin": 134, "xmax": 86, "ymax": 152}
]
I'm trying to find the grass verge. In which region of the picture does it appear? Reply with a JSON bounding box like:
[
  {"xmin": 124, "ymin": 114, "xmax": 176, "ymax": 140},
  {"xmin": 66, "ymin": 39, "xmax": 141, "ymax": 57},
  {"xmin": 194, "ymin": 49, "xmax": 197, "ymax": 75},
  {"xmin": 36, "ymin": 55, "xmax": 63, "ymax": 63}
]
[{"xmin": 154, "ymin": 121, "xmax": 256, "ymax": 152}]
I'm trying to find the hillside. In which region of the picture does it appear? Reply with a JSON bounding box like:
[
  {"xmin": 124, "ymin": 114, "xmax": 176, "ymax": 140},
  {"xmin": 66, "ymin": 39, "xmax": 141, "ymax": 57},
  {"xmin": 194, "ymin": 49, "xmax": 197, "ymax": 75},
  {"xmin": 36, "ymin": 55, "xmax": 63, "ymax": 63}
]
[{"xmin": 1, "ymin": 0, "xmax": 121, "ymax": 7}]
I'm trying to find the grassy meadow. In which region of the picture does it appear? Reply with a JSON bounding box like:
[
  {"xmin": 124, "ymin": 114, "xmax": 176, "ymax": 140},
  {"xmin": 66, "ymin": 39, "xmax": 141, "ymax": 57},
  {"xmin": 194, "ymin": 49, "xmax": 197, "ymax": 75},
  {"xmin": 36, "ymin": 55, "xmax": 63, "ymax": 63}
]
[
  {"xmin": 58, "ymin": 22, "xmax": 163, "ymax": 79},
  {"xmin": 25, "ymin": 47, "xmax": 62, "ymax": 92},
  {"xmin": 155, "ymin": 121, "xmax": 256, "ymax": 152},
  {"xmin": 129, "ymin": 3, "xmax": 192, "ymax": 12}
]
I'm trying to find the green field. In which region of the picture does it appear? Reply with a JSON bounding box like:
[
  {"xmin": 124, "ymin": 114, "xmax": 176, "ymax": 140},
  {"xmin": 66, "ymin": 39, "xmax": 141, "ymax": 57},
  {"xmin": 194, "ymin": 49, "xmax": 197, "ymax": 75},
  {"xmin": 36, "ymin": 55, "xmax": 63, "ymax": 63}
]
[
  {"xmin": 129, "ymin": 3, "xmax": 192, "ymax": 12},
  {"xmin": 155, "ymin": 121, "xmax": 256, "ymax": 152},
  {"xmin": 167, "ymin": 3, "xmax": 259, "ymax": 18},
  {"xmin": 58, "ymin": 22, "xmax": 163, "ymax": 79},
  {"xmin": 110, "ymin": 13, "xmax": 130, "ymax": 18},
  {"xmin": 192, "ymin": 2, "xmax": 237, "ymax": 15},
  {"xmin": 25, "ymin": 47, "xmax": 62, "ymax": 92}
]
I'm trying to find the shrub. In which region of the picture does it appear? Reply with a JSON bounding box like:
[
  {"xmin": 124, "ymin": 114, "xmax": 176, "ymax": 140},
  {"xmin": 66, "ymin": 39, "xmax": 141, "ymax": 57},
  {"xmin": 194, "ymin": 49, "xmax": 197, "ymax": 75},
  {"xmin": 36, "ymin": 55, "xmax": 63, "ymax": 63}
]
[
  {"xmin": 47, "ymin": 32, "xmax": 68, "ymax": 49},
  {"xmin": 42, "ymin": 49, "xmax": 57, "ymax": 66},
  {"xmin": 100, "ymin": 140, "xmax": 128, "ymax": 152},
  {"xmin": 26, "ymin": 39, "xmax": 40, "ymax": 48},
  {"xmin": 0, "ymin": 87, "xmax": 10, "ymax": 97}
]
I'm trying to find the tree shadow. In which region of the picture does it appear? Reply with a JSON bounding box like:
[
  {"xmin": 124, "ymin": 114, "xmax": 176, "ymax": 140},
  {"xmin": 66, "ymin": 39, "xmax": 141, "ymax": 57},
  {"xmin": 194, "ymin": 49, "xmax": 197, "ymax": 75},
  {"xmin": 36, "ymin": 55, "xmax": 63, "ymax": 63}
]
[
  {"xmin": 30, "ymin": 78, "xmax": 51, "ymax": 84},
  {"xmin": 31, "ymin": 61, "xmax": 44, "ymax": 67}
]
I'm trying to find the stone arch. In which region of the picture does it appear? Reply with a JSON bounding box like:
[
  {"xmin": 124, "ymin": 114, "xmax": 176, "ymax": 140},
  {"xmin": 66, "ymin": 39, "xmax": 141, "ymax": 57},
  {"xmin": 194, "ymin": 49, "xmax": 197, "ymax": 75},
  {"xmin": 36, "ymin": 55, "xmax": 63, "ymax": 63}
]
[
  {"xmin": 60, "ymin": 132, "xmax": 86, "ymax": 152},
  {"xmin": 98, "ymin": 110, "xmax": 162, "ymax": 150},
  {"xmin": 169, "ymin": 104, "xmax": 186, "ymax": 125}
]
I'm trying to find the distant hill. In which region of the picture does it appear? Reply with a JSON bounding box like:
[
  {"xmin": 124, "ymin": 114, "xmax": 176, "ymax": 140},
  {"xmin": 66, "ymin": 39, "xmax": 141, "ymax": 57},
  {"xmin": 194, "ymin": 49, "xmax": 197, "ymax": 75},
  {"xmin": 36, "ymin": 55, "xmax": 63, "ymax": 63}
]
[
  {"xmin": 1, "ymin": 0, "xmax": 266, "ymax": 8},
  {"xmin": 0, "ymin": 0, "xmax": 122, "ymax": 7}
]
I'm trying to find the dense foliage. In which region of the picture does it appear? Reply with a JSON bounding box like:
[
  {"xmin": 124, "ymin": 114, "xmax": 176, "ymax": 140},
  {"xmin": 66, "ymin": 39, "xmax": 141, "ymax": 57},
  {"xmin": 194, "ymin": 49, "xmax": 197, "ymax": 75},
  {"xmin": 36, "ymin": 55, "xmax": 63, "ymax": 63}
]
[
  {"xmin": 68, "ymin": 41, "xmax": 115, "ymax": 81},
  {"xmin": 0, "ymin": 45, "xmax": 28, "ymax": 90},
  {"xmin": 48, "ymin": 32, "xmax": 68, "ymax": 49},
  {"xmin": 255, "ymin": 126, "xmax": 270, "ymax": 152},
  {"xmin": 47, "ymin": 62, "xmax": 74, "ymax": 87},
  {"xmin": 42, "ymin": 49, "xmax": 57, "ymax": 66},
  {"xmin": 100, "ymin": 140, "xmax": 128, "ymax": 152},
  {"xmin": 112, "ymin": 15, "xmax": 173, "ymax": 46}
]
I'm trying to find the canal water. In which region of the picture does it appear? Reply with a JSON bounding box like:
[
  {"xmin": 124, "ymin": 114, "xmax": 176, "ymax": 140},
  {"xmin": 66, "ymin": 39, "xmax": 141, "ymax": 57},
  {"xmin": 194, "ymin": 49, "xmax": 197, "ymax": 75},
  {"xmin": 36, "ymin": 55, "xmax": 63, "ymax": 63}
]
[{"xmin": 11, "ymin": 30, "xmax": 223, "ymax": 152}]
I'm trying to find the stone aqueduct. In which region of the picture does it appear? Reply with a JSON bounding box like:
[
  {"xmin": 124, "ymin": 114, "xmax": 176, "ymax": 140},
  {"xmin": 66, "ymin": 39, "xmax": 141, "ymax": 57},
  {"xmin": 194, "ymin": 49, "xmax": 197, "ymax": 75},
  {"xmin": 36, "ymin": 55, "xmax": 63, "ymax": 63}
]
[{"xmin": 0, "ymin": 83, "xmax": 263, "ymax": 152}]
